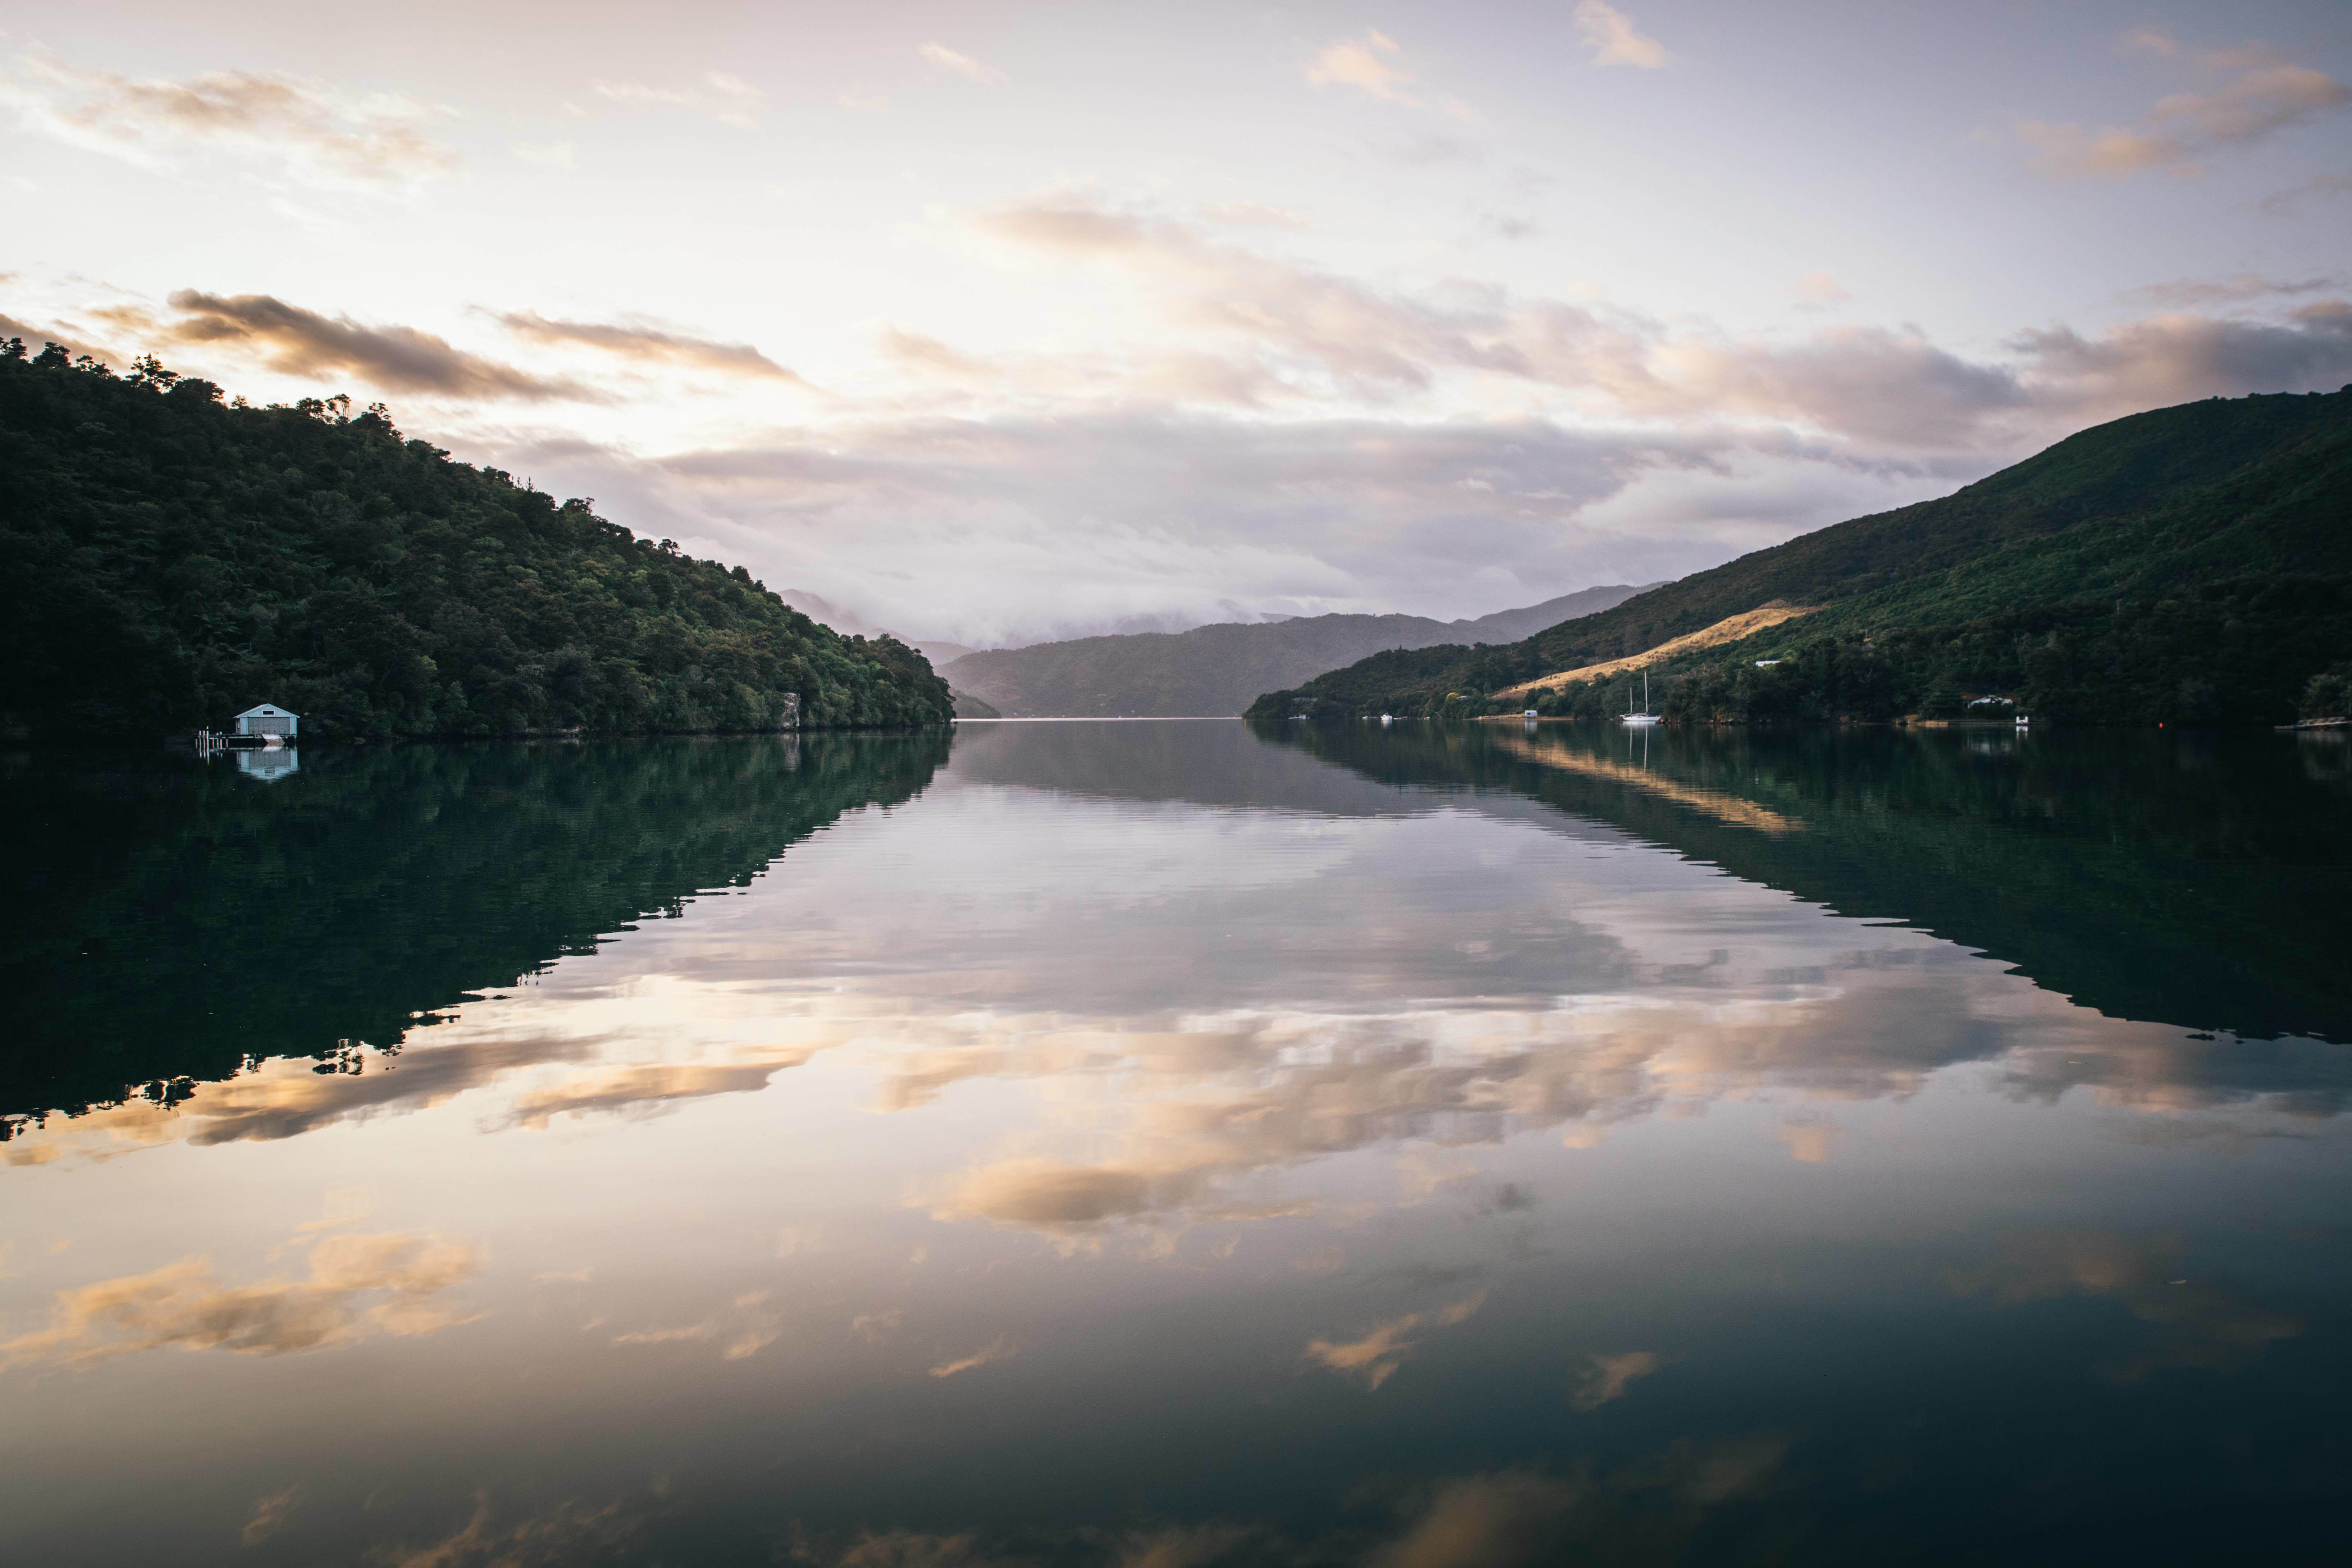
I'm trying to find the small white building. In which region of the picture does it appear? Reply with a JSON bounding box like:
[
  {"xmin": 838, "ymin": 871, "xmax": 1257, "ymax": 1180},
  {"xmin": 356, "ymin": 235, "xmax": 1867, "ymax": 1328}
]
[{"xmin": 234, "ymin": 703, "xmax": 300, "ymax": 738}]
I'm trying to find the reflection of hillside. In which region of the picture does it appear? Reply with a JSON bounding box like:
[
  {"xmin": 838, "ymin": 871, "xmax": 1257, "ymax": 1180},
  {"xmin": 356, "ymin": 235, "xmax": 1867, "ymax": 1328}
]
[
  {"xmin": 1490, "ymin": 732, "xmax": 1802, "ymax": 834},
  {"xmin": 1270, "ymin": 721, "xmax": 2352, "ymax": 1047},
  {"xmin": 0, "ymin": 734, "xmax": 948, "ymax": 1125},
  {"xmin": 947, "ymin": 719, "xmax": 1415, "ymax": 815}
]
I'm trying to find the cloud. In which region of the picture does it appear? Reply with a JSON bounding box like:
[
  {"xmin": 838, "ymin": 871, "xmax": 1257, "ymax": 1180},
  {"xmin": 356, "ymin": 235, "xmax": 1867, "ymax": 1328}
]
[
  {"xmin": 1111, "ymin": 1526, "xmax": 1253, "ymax": 1568},
  {"xmin": 2119, "ymin": 273, "xmax": 2340, "ymax": 306},
  {"xmin": 611, "ymin": 1289, "xmax": 780, "ymax": 1360},
  {"xmin": 1775, "ymin": 1116, "xmax": 1841, "ymax": 1162},
  {"xmin": 1569, "ymin": 1349, "xmax": 1660, "ymax": 1410},
  {"xmin": 937, "ymin": 1159, "xmax": 1163, "ymax": 1228},
  {"xmin": 919, "ymin": 44, "xmax": 1007, "ymax": 87},
  {"xmin": 2006, "ymin": 303, "xmax": 2352, "ymax": 425},
  {"xmin": 1305, "ymin": 1292, "xmax": 1485, "ymax": 1388},
  {"xmin": 830, "ymin": 1531, "xmax": 992, "ymax": 1568},
  {"xmin": 512, "ymin": 140, "xmax": 576, "ymax": 167},
  {"xmin": 928, "ymin": 1335, "xmax": 1015, "ymax": 1378},
  {"xmin": 2260, "ymin": 172, "xmax": 2352, "ymax": 216},
  {"xmin": 1199, "ymin": 201, "xmax": 1308, "ymax": 230},
  {"xmin": 0, "ymin": 46, "xmax": 458, "ymax": 187},
  {"xmin": 161, "ymin": 290, "xmax": 595, "ymax": 402},
  {"xmin": 1790, "ymin": 272, "xmax": 1851, "ymax": 310},
  {"xmin": 1306, "ymin": 31, "xmax": 1416, "ymax": 105},
  {"xmin": 953, "ymin": 192, "xmax": 2352, "ymax": 447},
  {"xmin": 0, "ymin": 1231, "xmax": 479, "ymax": 1369},
  {"xmin": 241, "ymin": 1487, "xmax": 300, "ymax": 1547},
  {"xmin": 874, "ymin": 325, "xmax": 1001, "ymax": 386},
  {"xmin": 1574, "ymin": 3, "xmax": 1667, "ymax": 69},
  {"xmin": 1, "ymin": 1030, "xmax": 624, "ymax": 1160},
  {"xmin": 0, "ymin": 308, "xmax": 114, "ymax": 363},
  {"xmin": 1374, "ymin": 131, "xmax": 1487, "ymax": 166},
  {"xmin": 489, "ymin": 310, "xmax": 814, "ymax": 386},
  {"xmin": 850, "ymin": 1308, "xmax": 902, "ymax": 1344},
  {"xmin": 592, "ymin": 70, "xmax": 763, "ymax": 129},
  {"xmin": 1366, "ymin": 1472, "xmax": 1579, "ymax": 1568},
  {"xmin": 503, "ymin": 1051, "xmax": 817, "ymax": 1128},
  {"xmin": 2018, "ymin": 35, "xmax": 2347, "ymax": 179},
  {"xmin": 371, "ymin": 1495, "xmax": 643, "ymax": 1568},
  {"xmin": 1952, "ymin": 1231, "xmax": 2302, "ymax": 1379}
]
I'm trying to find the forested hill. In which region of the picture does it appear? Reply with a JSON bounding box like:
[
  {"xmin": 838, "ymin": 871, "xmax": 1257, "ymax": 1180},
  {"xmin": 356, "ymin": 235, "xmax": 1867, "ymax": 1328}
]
[
  {"xmin": 1252, "ymin": 388, "xmax": 2352, "ymax": 726},
  {"xmin": 0, "ymin": 342, "xmax": 953, "ymax": 740},
  {"xmin": 941, "ymin": 582, "xmax": 1654, "ymax": 717}
]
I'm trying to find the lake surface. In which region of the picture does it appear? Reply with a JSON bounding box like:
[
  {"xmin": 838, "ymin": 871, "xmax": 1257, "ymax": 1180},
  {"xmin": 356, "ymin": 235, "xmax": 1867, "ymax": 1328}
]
[{"xmin": 5, "ymin": 720, "xmax": 2350, "ymax": 1566}]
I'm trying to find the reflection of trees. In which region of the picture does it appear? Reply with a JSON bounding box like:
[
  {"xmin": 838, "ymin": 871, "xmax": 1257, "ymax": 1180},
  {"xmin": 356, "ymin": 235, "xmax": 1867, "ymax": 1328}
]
[
  {"xmin": 0, "ymin": 734, "xmax": 948, "ymax": 1125},
  {"xmin": 1266, "ymin": 721, "xmax": 2352, "ymax": 1047}
]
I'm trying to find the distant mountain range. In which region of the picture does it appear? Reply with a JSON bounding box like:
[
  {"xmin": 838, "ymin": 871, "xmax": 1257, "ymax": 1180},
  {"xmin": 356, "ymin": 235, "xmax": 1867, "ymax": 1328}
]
[
  {"xmin": 936, "ymin": 584, "xmax": 1661, "ymax": 717},
  {"xmin": 1253, "ymin": 389, "xmax": 2352, "ymax": 727}
]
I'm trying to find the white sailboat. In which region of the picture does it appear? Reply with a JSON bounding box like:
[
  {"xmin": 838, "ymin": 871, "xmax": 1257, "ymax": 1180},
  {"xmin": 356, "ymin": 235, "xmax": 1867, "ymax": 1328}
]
[{"xmin": 1622, "ymin": 671, "xmax": 1662, "ymax": 726}]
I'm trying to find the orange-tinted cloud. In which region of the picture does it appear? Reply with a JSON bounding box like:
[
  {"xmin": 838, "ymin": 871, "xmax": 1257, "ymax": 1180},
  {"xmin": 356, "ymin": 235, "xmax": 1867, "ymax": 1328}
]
[
  {"xmin": 163, "ymin": 290, "xmax": 594, "ymax": 401},
  {"xmin": 504, "ymin": 1051, "xmax": 817, "ymax": 1128},
  {"xmin": 928, "ymin": 1335, "xmax": 1015, "ymax": 1378},
  {"xmin": 1569, "ymin": 1349, "xmax": 1661, "ymax": 1410},
  {"xmin": 919, "ymin": 45, "xmax": 1007, "ymax": 87},
  {"xmin": 1305, "ymin": 1293, "xmax": 1485, "ymax": 1389},
  {"xmin": 492, "ymin": 310, "xmax": 813, "ymax": 385},
  {"xmin": 2018, "ymin": 35, "xmax": 2347, "ymax": 179},
  {"xmin": 1366, "ymin": 1471, "xmax": 1579, "ymax": 1568},
  {"xmin": 1306, "ymin": 32, "xmax": 1417, "ymax": 106},
  {"xmin": 0, "ymin": 1231, "xmax": 479, "ymax": 1369},
  {"xmin": 1, "ymin": 46, "xmax": 457, "ymax": 187},
  {"xmin": 592, "ymin": 71, "xmax": 763, "ymax": 129},
  {"xmin": 1574, "ymin": 3, "xmax": 1667, "ymax": 70}
]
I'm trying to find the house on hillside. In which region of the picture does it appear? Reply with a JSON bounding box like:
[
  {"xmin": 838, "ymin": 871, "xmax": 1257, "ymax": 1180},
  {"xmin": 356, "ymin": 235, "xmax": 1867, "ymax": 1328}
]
[{"xmin": 234, "ymin": 703, "xmax": 299, "ymax": 738}]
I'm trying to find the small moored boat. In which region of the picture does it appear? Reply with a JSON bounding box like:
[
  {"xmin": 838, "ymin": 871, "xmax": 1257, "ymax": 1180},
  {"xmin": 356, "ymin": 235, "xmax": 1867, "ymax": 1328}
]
[{"xmin": 1622, "ymin": 672, "xmax": 1662, "ymax": 727}]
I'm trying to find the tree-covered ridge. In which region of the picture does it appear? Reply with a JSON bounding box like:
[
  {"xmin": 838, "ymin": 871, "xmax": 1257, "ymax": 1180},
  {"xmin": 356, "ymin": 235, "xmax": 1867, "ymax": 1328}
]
[
  {"xmin": 0, "ymin": 341, "xmax": 953, "ymax": 739},
  {"xmin": 1251, "ymin": 389, "xmax": 2352, "ymax": 726}
]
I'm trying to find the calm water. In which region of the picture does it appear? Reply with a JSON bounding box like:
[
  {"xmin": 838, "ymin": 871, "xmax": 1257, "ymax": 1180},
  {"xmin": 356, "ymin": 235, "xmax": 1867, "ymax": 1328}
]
[{"xmin": 5, "ymin": 721, "xmax": 2349, "ymax": 1565}]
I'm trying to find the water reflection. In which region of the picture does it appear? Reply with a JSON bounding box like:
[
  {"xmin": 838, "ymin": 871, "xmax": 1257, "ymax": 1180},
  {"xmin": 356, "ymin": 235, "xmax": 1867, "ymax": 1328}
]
[
  {"xmin": 0, "ymin": 733, "xmax": 947, "ymax": 1125},
  {"xmin": 1263, "ymin": 718, "xmax": 2352, "ymax": 1045},
  {"xmin": 4, "ymin": 722, "xmax": 2349, "ymax": 1565}
]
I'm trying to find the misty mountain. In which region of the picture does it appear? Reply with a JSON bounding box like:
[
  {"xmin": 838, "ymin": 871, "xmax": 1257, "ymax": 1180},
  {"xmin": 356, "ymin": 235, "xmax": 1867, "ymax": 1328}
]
[
  {"xmin": 776, "ymin": 589, "xmax": 975, "ymax": 670},
  {"xmin": 939, "ymin": 584, "xmax": 1659, "ymax": 717}
]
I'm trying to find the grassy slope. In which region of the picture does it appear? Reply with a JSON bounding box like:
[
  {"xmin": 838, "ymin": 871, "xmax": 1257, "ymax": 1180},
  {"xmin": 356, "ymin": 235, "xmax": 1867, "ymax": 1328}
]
[
  {"xmin": 0, "ymin": 348, "xmax": 953, "ymax": 738},
  {"xmin": 1255, "ymin": 390, "xmax": 2352, "ymax": 724}
]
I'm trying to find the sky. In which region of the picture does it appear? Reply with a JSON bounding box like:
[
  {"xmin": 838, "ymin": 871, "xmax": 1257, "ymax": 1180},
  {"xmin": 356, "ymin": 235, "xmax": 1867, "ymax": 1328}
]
[{"xmin": 3, "ymin": 0, "xmax": 2349, "ymax": 646}]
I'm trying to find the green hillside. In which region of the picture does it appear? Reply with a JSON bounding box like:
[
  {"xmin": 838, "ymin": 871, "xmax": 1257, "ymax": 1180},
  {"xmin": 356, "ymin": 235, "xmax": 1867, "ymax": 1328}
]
[
  {"xmin": 942, "ymin": 583, "xmax": 1651, "ymax": 716},
  {"xmin": 0, "ymin": 342, "xmax": 953, "ymax": 739},
  {"xmin": 1251, "ymin": 389, "xmax": 2352, "ymax": 726}
]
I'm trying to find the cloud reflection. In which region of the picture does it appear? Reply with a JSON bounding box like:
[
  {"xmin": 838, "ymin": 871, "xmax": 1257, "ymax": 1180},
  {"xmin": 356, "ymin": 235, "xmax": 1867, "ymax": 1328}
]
[
  {"xmin": 1569, "ymin": 1350, "xmax": 1661, "ymax": 1411},
  {"xmin": 1953, "ymin": 1231, "xmax": 2302, "ymax": 1379},
  {"xmin": 0, "ymin": 1231, "xmax": 479, "ymax": 1370},
  {"xmin": 1305, "ymin": 1293, "xmax": 1485, "ymax": 1389}
]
